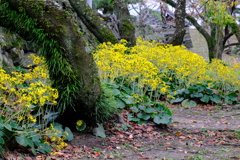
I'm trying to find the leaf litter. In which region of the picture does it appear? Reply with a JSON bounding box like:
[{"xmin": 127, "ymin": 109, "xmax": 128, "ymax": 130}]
[{"xmin": 3, "ymin": 105, "xmax": 240, "ymax": 160}]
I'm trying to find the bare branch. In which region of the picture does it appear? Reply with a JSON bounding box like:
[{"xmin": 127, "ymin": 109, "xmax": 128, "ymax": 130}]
[{"xmin": 225, "ymin": 43, "xmax": 240, "ymax": 48}]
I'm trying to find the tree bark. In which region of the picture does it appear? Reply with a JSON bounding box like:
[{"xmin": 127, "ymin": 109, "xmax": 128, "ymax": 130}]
[
  {"xmin": 161, "ymin": 0, "xmax": 228, "ymax": 61},
  {"xmin": 0, "ymin": 0, "xmax": 106, "ymax": 126},
  {"xmin": 211, "ymin": 24, "xmax": 224, "ymax": 59},
  {"xmin": 69, "ymin": 0, "xmax": 117, "ymax": 44},
  {"xmin": 114, "ymin": 0, "xmax": 136, "ymax": 46},
  {"xmin": 230, "ymin": 22, "xmax": 240, "ymax": 43},
  {"xmin": 167, "ymin": 0, "xmax": 186, "ymax": 46}
]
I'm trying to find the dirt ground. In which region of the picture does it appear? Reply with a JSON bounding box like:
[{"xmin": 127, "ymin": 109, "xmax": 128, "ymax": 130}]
[
  {"xmin": 67, "ymin": 105, "xmax": 240, "ymax": 160},
  {"xmin": 3, "ymin": 104, "xmax": 240, "ymax": 160}
]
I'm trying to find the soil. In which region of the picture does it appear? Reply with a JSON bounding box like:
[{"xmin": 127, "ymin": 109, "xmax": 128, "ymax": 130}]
[
  {"xmin": 4, "ymin": 105, "xmax": 240, "ymax": 160},
  {"xmin": 68, "ymin": 105, "xmax": 240, "ymax": 160}
]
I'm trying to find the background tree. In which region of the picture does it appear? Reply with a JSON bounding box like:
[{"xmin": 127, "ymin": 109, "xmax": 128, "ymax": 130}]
[
  {"xmin": 167, "ymin": 0, "xmax": 186, "ymax": 46},
  {"xmin": 162, "ymin": 0, "xmax": 240, "ymax": 60},
  {"xmin": 114, "ymin": 0, "xmax": 136, "ymax": 46}
]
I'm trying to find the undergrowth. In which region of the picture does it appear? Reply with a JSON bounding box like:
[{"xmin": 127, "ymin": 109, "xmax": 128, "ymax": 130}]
[{"xmin": 94, "ymin": 38, "xmax": 240, "ymax": 123}]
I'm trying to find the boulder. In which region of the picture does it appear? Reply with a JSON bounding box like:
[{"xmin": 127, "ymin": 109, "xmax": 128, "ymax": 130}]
[
  {"xmin": 19, "ymin": 53, "xmax": 37, "ymax": 68},
  {"xmin": 10, "ymin": 48, "xmax": 25, "ymax": 65}
]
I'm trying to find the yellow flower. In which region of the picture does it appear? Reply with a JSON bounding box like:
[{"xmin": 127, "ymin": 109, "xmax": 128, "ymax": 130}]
[
  {"xmin": 18, "ymin": 116, "xmax": 24, "ymax": 121},
  {"xmin": 9, "ymin": 88, "xmax": 16, "ymax": 92},
  {"xmin": 160, "ymin": 87, "xmax": 167, "ymax": 93},
  {"xmin": 27, "ymin": 114, "xmax": 37, "ymax": 123},
  {"xmin": 76, "ymin": 120, "xmax": 83, "ymax": 126},
  {"xmin": 51, "ymin": 137, "xmax": 57, "ymax": 142}
]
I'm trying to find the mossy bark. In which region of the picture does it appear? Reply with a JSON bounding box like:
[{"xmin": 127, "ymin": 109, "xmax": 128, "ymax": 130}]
[
  {"xmin": 113, "ymin": 0, "xmax": 136, "ymax": 46},
  {"xmin": 69, "ymin": 0, "xmax": 118, "ymax": 44},
  {"xmin": 2, "ymin": 0, "xmax": 104, "ymax": 126}
]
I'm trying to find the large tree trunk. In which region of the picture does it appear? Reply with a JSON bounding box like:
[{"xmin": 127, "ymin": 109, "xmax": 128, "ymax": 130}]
[
  {"xmin": 114, "ymin": 0, "xmax": 136, "ymax": 46},
  {"xmin": 0, "ymin": 0, "xmax": 111, "ymax": 127},
  {"xmin": 167, "ymin": 0, "xmax": 186, "ymax": 46}
]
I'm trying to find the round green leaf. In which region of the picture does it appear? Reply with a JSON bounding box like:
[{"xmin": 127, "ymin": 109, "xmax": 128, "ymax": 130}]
[
  {"xmin": 16, "ymin": 134, "xmax": 28, "ymax": 147},
  {"xmin": 181, "ymin": 99, "xmax": 197, "ymax": 108},
  {"xmin": 137, "ymin": 113, "xmax": 150, "ymax": 120},
  {"xmin": 130, "ymin": 106, "xmax": 139, "ymax": 112},
  {"xmin": 200, "ymin": 95, "xmax": 210, "ymax": 103},
  {"xmin": 145, "ymin": 107, "xmax": 156, "ymax": 113},
  {"xmin": 138, "ymin": 105, "xmax": 146, "ymax": 111},
  {"xmin": 210, "ymin": 95, "xmax": 221, "ymax": 104},
  {"xmin": 65, "ymin": 127, "xmax": 74, "ymax": 140}
]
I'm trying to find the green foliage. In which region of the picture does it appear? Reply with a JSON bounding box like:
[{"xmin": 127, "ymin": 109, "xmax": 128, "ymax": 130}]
[
  {"xmin": 171, "ymin": 83, "xmax": 239, "ymax": 106},
  {"xmin": 128, "ymin": 103, "xmax": 172, "ymax": 125},
  {"xmin": 202, "ymin": 0, "xmax": 235, "ymax": 26},
  {"xmin": 105, "ymin": 79, "xmax": 172, "ymax": 125},
  {"xmin": 93, "ymin": 123, "xmax": 106, "ymax": 138},
  {"xmin": 0, "ymin": 54, "xmax": 74, "ymax": 155},
  {"xmin": 0, "ymin": 116, "xmax": 52, "ymax": 156},
  {"xmin": 93, "ymin": 0, "xmax": 114, "ymax": 14},
  {"xmin": 94, "ymin": 84, "xmax": 119, "ymax": 123},
  {"xmin": 15, "ymin": 131, "xmax": 51, "ymax": 155},
  {"xmin": 50, "ymin": 123, "xmax": 74, "ymax": 141}
]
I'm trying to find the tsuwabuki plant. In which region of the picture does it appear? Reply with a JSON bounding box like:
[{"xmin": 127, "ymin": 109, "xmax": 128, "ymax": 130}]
[
  {"xmin": 0, "ymin": 54, "xmax": 74, "ymax": 155},
  {"xmin": 94, "ymin": 38, "xmax": 240, "ymax": 110}
]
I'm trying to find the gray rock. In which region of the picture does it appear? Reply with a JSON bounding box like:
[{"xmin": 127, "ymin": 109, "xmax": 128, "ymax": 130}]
[
  {"xmin": 19, "ymin": 53, "xmax": 37, "ymax": 68},
  {"xmin": 10, "ymin": 48, "xmax": 25, "ymax": 65},
  {"xmin": 2, "ymin": 52, "xmax": 14, "ymax": 71}
]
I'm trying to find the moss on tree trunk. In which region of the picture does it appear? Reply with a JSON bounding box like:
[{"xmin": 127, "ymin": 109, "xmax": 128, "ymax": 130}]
[
  {"xmin": 69, "ymin": 0, "xmax": 118, "ymax": 44},
  {"xmin": 0, "ymin": 0, "xmax": 108, "ymax": 126},
  {"xmin": 114, "ymin": 0, "xmax": 136, "ymax": 46}
]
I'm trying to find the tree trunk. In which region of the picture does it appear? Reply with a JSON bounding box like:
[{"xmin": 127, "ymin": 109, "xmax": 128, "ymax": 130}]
[
  {"xmin": 161, "ymin": 0, "xmax": 227, "ymax": 61},
  {"xmin": 0, "ymin": 0, "xmax": 112, "ymax": 127},
  {"xmin": 167, "ymin": 0, "xmax": 186, "ymax": 46},
  {"xmin": 69, "ymin": 0, "xmax": 118, "ymax": 44},
  {"xmin": 114, "ymin": 0, "xmax": 136, "ymax": 46},
  {"xmin": 230, "ymin": 22, "xmax": 240, "ymax": 43},
  {"xmin": 214, "ymin": 26, "xmax": 224, "ymax": 59}
]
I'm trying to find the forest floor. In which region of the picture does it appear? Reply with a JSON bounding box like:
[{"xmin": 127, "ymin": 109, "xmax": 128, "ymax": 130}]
[
  {"xmin": 5, "ymin": 104, "xmax": 240, "ymax": 160},
  {"xmin": 67, "ymin": 104, "xmax": 240, "ymax": 160}
]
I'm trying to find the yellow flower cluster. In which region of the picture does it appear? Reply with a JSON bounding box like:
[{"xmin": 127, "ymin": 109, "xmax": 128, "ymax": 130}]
[
  {"xmin": 27, "ymin": 114, "xmax": 37, "ymax": 123},
  {"xmin": 207, "ymin": 59, "xmax": 240, "ymax": 92},
  {"xmin": 0, "ymin": 54, "xmax": 58, "ymax": 126},
  {"xmin": 94, "ymin": 38, "xmax": 240, "ymax": 95},
  {"xmin": 94, "ymin": 38, "xmax": 163, "ymax": 92},
  {"xmin": 45, "ymin": 124, "xmax": 68, "ymax": 151}
]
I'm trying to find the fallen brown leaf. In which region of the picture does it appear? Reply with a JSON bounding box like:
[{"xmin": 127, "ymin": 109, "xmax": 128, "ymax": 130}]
[
  {"xmin": 138, "ymin": 157, "xmax": 150, "ymax": 159},
  {"xmin": 175, "ymin": 132, "xmax": 182, "ymax": 136},
  {"xmin": 164, "ymin": 143, "xmax": 171, "ymax": 145},
  {"xmin": 179, "ymin": 136, "xmax": 186, "ymax": 140},
  {"xmin": 146, "ymin": 126, "xmax": 154, "ymax": 131}
]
